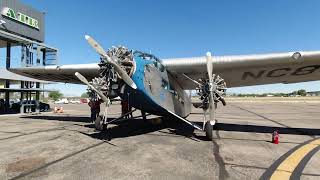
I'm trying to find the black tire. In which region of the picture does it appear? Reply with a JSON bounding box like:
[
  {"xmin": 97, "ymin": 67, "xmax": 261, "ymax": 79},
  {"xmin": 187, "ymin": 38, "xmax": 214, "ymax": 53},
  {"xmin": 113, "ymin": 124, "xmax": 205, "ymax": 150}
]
[
  {"xmin": 95, "ymin": 116, "xmax": 103, "ymax": 131},
  {"xmin": 205, "ymin": 121, "xmax": 213, "ymax": 141}
]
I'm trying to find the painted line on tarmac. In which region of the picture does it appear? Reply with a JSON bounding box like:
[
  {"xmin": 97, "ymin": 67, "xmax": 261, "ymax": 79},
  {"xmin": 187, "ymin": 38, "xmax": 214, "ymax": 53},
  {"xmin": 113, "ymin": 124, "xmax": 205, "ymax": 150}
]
[
  {"xmin": 291, "ymin": 145, "xmax": 320, "ymax": 179},
  {"xmin": 260, "ymin": 138, "xmax": 320, "ymax": 180},
  {"xmin": 269, "ymin": 138, "xmax": 320, "ymax": 180}
]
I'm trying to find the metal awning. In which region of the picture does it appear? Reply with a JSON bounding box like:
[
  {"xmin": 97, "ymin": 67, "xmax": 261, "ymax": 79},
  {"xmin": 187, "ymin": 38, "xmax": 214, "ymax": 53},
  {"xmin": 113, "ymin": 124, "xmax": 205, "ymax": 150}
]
[
  {"xmin": 0, "ymin": 29, "xmax": 57, "ymax": 51},
  {"xmin": 0, "ymin": 88, "xmax": 53, "ymax": 92}
]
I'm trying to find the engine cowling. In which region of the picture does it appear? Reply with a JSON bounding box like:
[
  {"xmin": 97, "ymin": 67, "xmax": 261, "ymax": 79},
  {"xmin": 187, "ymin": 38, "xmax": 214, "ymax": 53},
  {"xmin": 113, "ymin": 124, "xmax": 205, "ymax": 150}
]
[{"xmin": 90, "ymin": 46, "xmax": 136, "ymax": 99}]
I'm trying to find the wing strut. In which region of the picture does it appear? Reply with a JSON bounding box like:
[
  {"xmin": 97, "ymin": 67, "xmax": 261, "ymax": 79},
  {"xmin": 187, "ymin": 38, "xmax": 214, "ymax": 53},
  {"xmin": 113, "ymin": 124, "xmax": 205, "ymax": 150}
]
[{"xmin": 167, "ymin": 110, "xmax": 202, "ymax": 130}]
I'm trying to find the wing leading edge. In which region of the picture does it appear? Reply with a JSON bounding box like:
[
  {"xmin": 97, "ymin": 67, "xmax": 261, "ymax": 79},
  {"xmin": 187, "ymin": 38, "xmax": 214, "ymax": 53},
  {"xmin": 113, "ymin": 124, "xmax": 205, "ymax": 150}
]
[
  {"xmin": 9, "ymin": 63, "xmax": 100, "ymax": 84},
  {"xmin": 163, "ymin": 51, "xmax": 320, "ymax": 89}
]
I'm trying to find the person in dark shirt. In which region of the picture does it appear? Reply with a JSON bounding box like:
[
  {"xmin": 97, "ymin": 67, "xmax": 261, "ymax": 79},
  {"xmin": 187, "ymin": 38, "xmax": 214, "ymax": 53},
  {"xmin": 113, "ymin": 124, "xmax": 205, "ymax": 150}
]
[
  {"xmin": 0, "ymin": 99, "xmax": 4, "ymax": 113},
  {"xmin": 121, "ymin": 100, "xmax": 128, "ymax": 119},
  {"xmin": 88, "ymin": 99, "xmax": 102, "ymax": 123}
]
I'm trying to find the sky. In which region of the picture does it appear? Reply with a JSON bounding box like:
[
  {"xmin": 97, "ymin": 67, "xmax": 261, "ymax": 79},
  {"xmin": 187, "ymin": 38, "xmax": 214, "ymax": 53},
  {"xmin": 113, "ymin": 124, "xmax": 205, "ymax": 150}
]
[{"xmin": 8, "ymin": 0, "xmax": 320, "ymax": 96}]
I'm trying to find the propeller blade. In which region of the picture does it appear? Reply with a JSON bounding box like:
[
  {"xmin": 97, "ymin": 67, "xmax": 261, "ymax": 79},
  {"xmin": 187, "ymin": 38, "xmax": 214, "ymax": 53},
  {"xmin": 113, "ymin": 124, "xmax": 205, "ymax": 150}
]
[
  {"xmin": 220, "ymin": 97, "xmax": 227, "ymax": 106},
  {"xmin": 75, "ymin": 72, "xmax": 108, "ymax": 102},
  {"xmin": 85, "ymin": 35, "xmax": 137, "ymax": 89},
  {"xmin": 85, "ymin": 35, "xmax": 112, "ymax": 62},
  {"xmin": 206, "ymin": 52, "xmax": 215, "ymax": 121},
  {"xmin": 208, "ymin": 89, "xmax": 215, "ymax": 121},
  {"xmin": 75, "ymin": 71, "xmax": 90, "ymax": 85},
  {"xmin": 206, "ymin": 52, "xmax": 213, "ymax": 83},
  {"xmin": 111, "ymin": 56, "xmax": 137, "ymax": 89}
]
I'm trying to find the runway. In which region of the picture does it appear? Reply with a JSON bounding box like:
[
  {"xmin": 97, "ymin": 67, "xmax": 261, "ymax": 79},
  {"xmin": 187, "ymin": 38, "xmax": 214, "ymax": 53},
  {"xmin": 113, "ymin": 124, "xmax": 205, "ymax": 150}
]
[{"xmin": 0, "ymin": 100, "xmax": 319, "ymax": 179}]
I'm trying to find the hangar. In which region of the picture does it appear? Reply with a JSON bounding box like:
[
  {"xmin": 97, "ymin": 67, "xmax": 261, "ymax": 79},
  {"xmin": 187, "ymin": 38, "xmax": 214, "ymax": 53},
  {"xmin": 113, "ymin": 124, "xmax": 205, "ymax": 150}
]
[{"xmin": 0, "ymin": 0, "xmax": 57, "ymax": 114}]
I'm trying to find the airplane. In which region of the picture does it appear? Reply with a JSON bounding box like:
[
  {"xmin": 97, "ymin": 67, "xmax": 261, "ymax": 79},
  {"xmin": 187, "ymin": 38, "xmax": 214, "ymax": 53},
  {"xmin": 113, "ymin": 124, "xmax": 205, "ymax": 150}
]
[{"xmin": 9, "ymin": 35, "xmax": 320, "ymax": 140}]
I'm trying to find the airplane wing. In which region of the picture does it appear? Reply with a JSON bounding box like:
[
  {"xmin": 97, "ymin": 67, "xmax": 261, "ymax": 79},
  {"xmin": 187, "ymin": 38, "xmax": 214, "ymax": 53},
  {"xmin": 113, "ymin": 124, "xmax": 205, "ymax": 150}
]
[
  {"xmin": 9, "ymin": 51, "xmax": 320, "ymax": 89},
  {"xmin": 163, "ymin": 51, "xmax": 320, "ymax": 89},
  {"xmin": 9, "ymin": 63, "xmax": 100, "ymax": 84}
]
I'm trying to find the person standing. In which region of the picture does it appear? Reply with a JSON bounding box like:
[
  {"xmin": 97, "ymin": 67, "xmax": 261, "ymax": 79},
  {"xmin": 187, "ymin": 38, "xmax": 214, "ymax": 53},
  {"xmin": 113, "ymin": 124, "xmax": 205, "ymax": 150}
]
[
  {"xmin": 121, "ymin": 100, "xmax": 129, "ymax": 119},
  {"xmin": 88, "ymin": 99, "xmax": 102, "ymax": 123},
  {"xmin": 0, "ymin": 99, "xmax": 4, "ymax": 114}
]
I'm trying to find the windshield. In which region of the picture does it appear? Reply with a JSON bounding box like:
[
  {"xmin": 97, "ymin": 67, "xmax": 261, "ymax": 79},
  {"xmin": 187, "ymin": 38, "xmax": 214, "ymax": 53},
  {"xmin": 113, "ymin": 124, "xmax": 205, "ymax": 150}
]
[
  {"xmin": 134, "ymin": 51, "xmax": 161, "ymax": 62},
  {"xmin": 134, "ymin": 51, "xmax": 165, "ymax": 72}
]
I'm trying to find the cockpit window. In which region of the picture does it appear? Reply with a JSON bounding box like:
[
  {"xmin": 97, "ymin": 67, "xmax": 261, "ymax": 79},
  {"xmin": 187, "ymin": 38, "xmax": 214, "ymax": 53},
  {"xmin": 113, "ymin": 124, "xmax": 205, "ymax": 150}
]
[
  {"xmin": 134, "ymin": 50, "xmax": 165, "ymax": 72},
  {"xmin": 134, "ymin": 51, "xmax": 160, "ymax": 61}
]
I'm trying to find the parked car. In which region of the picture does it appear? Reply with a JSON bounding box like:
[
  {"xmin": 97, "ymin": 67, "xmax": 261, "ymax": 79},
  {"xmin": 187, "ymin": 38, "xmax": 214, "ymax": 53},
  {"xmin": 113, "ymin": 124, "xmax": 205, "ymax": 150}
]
[
  {"xmin": 70, "ymin": 99, "xmax": 81, "ymax": 104},
  {"xmin": 54, "ymin": 98, "xmax": 69, "ymax": 104},
  {"xmin": 11, "ymin": 100, "xmax": 50, "ymax": 112},
  {"xmin": 79, "ymin": 98, "xmax": 88, "ymax": 104}
]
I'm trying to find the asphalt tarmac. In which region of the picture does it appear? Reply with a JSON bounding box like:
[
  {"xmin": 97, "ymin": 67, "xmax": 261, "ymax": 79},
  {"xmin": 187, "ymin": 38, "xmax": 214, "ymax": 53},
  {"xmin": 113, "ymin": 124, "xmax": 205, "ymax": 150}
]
[{"xmin": 0, "ymin": 101, "xmax": 319, "ymax": 179}]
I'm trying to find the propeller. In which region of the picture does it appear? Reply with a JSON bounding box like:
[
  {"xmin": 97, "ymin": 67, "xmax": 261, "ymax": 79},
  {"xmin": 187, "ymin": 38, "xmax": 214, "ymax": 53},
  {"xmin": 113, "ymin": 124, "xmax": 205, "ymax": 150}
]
[
  {"xmin": 182, "ymin": 52, "xmax": 226, "ymax": 139},
  {"xmin": 75, "ymin": 71, "xmax": 110, "ymax": 130},
  {"xmin": 75, "ymin": 72, "xmax": 108, "ymax": 102},
  {"xmin": 85, "ymin": 35, "xmax": 137, "ymax": 90},
  {"xmin": 205, "ymin": 52, "xmax": 215, "ymax": 121}
]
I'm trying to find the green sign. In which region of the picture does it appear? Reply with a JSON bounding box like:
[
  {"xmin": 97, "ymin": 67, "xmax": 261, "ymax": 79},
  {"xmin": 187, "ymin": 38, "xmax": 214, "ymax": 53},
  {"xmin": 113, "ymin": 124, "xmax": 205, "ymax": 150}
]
[{"xmin": 1, "ymin": 7, "xmax": 39, "ymax": 29}]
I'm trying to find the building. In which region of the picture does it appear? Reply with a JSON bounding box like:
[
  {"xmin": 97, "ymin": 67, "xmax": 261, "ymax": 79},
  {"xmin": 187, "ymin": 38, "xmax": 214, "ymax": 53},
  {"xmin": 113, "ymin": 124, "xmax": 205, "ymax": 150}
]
[
  {"xmin": 0, "ymin": 0, "xmax": 57, "ymax": 114},
  {"xmin": 306, "ymin": 91, "xmax": 320, "ymax": 96}
]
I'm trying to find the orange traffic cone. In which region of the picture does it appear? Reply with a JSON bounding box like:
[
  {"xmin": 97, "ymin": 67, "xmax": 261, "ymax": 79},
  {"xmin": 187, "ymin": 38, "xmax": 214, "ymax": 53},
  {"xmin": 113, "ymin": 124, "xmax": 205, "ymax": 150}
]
[{"xmin": 59, "ymin": 106, "xmax": 64, "ymax": 113}]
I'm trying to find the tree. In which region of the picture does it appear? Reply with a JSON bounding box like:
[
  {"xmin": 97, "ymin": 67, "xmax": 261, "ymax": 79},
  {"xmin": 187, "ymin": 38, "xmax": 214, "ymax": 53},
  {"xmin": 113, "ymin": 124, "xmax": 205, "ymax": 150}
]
[
  {"xmin": 297, "ymin": 89, "xmax": 307, "ymax": 96},
  {"xmin": 81, "ymin": 92, "xmax": 89, "ymax": 98},
  {"xmin": 49, "ymin": 91, "xmax": 63, "ymax": 101}
]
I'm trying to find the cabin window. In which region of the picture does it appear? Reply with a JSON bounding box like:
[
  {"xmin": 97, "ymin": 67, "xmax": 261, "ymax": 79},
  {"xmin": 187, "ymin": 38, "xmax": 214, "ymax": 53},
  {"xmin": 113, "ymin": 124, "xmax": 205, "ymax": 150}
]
[{"xmin": 153, "ymin": 61, "xmax": 165, "ymax": 72}]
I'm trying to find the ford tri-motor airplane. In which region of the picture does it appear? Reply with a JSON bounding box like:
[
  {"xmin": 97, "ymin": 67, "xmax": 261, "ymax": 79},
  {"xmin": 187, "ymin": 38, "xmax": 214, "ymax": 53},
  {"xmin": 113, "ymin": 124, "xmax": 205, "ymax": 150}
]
[{"xmin": 10, "ymin": 35, "xmax": 320, "ymax": 140}]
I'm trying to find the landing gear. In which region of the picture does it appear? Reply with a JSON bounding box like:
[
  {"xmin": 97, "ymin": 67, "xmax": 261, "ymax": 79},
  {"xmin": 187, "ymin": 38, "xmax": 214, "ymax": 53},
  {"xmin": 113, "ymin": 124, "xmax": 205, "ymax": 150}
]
[
  {"xmin": 205, "ymin": 120, "xmax": 215, "ymax": 140},
  {"xmin": 95, "ymin": 115, "xmax": 104, "ymax": 131},
  {"xmin": 198, "ymin": 52, "xmax": 226, "ymax": 140},
  {"xmin": 94, "ymin": 108, "xmax": 137, "ymax": 131},
  {"xmin": 95, "ymin": 100, "xmax": 111, "ymax": 131}
]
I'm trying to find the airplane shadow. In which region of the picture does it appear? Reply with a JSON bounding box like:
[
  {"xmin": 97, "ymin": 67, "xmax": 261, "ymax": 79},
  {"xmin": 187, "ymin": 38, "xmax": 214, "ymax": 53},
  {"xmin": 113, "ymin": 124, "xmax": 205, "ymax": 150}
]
[
  {"xmin": 81, "ymin": 118, "xmax": 208, "ymax": 141},
  {"xmin": 20, "ymin": 115, "xmax": 205, "ymax": 141},
  {"xmin": 212, "ymin": 122, "xmax": 320, "ymax": 136},
  {"xmin": 20, "ymin": 115, "xmax": 320, "ymax": 141},
  {"xmin": 20, "ymin": 115, "xmax": 90, "ymax": 123}
]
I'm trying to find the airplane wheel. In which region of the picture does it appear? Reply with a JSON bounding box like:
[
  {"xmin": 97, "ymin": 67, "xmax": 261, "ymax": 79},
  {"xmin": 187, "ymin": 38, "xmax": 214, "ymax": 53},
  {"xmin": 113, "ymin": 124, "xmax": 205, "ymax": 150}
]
[
  {"xmin": 205, "ymin": 121, "xmax": 213, "ymax": 141},
  {"xmin": 95, "ymin": 116, "xmax": 104, "ymax": 131}
]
